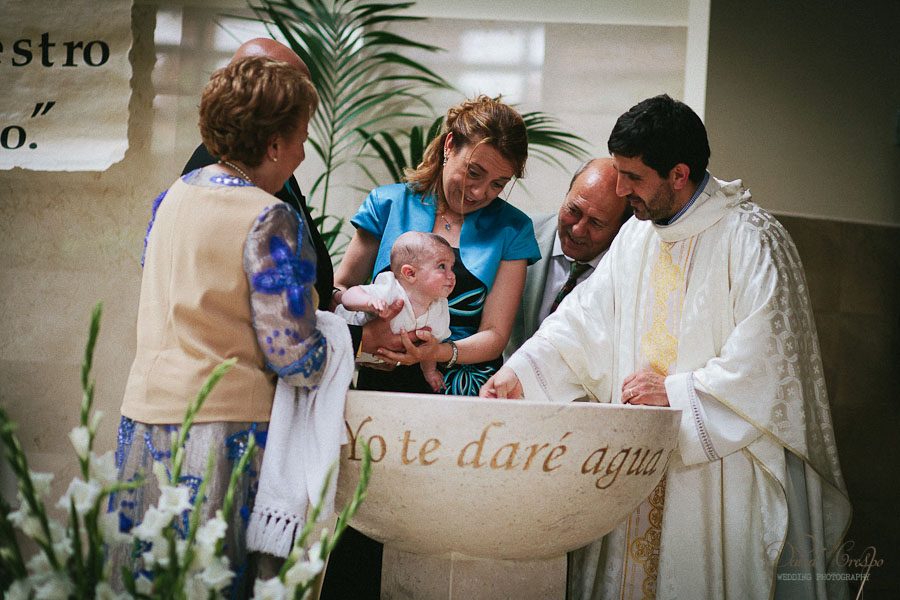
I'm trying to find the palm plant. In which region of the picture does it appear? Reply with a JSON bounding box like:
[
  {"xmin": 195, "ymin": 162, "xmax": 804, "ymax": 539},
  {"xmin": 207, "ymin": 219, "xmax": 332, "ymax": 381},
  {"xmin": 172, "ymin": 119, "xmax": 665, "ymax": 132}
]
[
  {"xmin": 243, "ymin": 0, "xmax": 453, "ymax": 255},
  {"xmin": 357, "ymin": 110, "xmax": 590, "ymax": 190},
  {"xmin": 241, "ymin": 0, "xmax": 590, "ymax": 257}
]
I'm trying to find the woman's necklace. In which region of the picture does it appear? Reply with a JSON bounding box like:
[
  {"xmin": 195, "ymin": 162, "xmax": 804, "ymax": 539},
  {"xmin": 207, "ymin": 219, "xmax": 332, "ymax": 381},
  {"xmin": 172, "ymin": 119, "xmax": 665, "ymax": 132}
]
[
  {"xmin": 218, "ymin": 160, "xmax": 254, "ymax": 185},
  {"xmin": 440, "ymin": 212, "xmax": 462, "ymax": 231}
]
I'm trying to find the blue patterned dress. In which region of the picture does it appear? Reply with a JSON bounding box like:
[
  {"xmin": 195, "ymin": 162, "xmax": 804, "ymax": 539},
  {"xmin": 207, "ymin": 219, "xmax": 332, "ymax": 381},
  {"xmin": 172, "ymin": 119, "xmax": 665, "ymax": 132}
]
[{"xmin": 109, "ymin": 168, "xmax": 325, "ymax": 598}]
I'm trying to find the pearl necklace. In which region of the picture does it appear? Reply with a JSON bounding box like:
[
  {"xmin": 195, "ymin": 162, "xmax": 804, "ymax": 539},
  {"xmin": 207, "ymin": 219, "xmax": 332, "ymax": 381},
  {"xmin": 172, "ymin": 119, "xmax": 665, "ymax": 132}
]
[{"xmin": 219, "ymin": 160, "xmax": 254, "ymax": 185}]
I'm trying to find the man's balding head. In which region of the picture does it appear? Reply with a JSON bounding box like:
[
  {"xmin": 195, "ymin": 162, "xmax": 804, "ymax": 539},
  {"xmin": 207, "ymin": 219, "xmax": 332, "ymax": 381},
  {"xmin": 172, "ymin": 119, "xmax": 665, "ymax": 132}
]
[
  {"xmin": 231, "ymin": 38, "xmax": 310, "ymax": 79},
  {"xmin": 557, "ymin": 158, "xmax": 630, "ymax": 262}
]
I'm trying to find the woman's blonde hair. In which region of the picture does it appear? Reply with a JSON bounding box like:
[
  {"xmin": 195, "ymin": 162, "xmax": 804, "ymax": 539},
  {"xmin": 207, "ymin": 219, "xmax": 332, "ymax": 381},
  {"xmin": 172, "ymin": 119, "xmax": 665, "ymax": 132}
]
[
  {"xmin": 405, "ymin": 95, "xmax": 527, "ymax": 204},
  {"xmin": 199, "ymin": 56, "xmax": 318, "ymax": 167}
]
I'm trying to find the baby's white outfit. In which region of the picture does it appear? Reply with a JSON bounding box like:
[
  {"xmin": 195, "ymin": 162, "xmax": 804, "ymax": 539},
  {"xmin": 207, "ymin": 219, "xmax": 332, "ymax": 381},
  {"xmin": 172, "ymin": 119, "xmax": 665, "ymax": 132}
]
[{"xmin": 336, "ymin": 271, "xmax": 451, "ymax": 364}]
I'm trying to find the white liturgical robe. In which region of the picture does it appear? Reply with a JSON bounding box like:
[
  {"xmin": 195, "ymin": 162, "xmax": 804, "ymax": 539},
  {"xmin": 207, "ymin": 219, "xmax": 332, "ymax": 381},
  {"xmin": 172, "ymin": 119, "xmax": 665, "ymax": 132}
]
[{"xmin": 506, "ymin": 177, "xmax": 851, "ymax": 600}]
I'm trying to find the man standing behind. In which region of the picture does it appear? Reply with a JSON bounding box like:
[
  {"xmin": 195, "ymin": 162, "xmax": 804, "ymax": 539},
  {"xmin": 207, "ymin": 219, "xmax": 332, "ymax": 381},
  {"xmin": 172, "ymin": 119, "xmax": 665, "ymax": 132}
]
[
  {"xmin": 483, "ymin": 95, "xmax": 851, "ymax": 599},
  {"xmin": 505, "ymin": 158, "xmax": 629, "ymax": 357},
  {"xmin": 181, "ymin": 38, "xmax": 334, "ymax": 307}
]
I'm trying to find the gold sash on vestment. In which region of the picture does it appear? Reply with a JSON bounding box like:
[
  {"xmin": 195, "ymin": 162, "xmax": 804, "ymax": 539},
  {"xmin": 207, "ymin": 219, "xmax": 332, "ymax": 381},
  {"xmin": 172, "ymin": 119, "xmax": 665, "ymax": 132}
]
[{"xmin": 620, "ymin": 238, "xmax": 695, "ymax": 600}]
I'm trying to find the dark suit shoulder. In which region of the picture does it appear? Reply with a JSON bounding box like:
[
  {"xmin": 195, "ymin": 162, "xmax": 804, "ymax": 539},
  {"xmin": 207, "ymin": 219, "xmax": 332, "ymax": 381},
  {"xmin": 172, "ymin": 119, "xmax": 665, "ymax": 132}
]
[{"xmin": 182, "ymin": 143, "xmax": 217, "ymax": 175}]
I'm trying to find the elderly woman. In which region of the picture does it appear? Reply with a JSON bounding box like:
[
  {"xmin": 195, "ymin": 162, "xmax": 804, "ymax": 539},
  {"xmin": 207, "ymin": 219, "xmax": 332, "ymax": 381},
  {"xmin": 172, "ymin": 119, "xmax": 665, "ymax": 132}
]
[
  {"xmin": 322, "ymin": 95, "xmax": 539, "ymax": 599},
  {"xmin": 332, "ymin": 95, "xmax": 540, "ymax": 396},
  {"xmin": 109, "ymin": 56, "xmax": 322, "ymax": 594}
]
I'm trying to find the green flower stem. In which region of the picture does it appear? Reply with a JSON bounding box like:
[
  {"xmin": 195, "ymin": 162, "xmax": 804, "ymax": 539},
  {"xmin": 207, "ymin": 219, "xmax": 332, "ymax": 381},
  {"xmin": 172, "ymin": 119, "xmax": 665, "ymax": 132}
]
[
  {"xmin": 170, "ymin": 359, "xmax": 237, "ymax": 482},
  {"xmin": 217, "ymin": 432, "xmax": 258, "ymax": 556},
  {"xmin": 0, "ymin": 411, "xmax": 60, "ymax": 570},
  {"xmin": 327, "ymin": 441, "xmax": 372, "ymax": 556},
  {"xmin": 0, "ymin": 496, "xmax": 27, "ymax": 582},
  {"xmin": 68, "ymin": 498, "xmax": 88, "ymax": 592},
  {"xmin": 78, "ymin": 302, "xmax": 102, "ymax": 480}
]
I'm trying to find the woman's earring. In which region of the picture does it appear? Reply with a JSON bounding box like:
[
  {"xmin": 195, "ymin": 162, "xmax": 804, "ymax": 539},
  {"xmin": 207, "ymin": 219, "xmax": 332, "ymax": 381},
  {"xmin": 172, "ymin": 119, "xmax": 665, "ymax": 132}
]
[
  {"xmin": 272, "ymin": 156, "xmax": 278, "ymax": 162},
  {"xmin": 442, "ymin": 156, "xmax": 448, "ymax": 166}
]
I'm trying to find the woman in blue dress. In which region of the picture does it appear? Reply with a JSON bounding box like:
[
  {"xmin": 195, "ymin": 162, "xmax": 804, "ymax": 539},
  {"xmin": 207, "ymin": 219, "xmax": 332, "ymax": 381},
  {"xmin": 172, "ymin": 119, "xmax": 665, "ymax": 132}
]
[
  {"xmin": 332, "ymin": 95, "xmax": 540, "ymax": 396},
  {"xmin": 321, "ymin": 94, "xmax": 540, "ymax": 600}
]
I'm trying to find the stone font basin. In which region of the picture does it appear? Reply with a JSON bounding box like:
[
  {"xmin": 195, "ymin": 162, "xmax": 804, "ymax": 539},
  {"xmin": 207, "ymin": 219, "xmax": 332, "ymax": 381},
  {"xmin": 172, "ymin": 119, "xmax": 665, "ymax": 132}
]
[{"xmin": 335, "ymin": 391, "xmax": 681, "ymax": 560}]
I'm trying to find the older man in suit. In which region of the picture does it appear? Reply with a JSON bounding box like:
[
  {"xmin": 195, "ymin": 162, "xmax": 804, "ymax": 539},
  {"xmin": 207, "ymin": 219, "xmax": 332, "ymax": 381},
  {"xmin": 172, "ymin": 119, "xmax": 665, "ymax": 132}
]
[{"xmin": 505, "ymin": 158, "xmax": 630, "ymax": 357}]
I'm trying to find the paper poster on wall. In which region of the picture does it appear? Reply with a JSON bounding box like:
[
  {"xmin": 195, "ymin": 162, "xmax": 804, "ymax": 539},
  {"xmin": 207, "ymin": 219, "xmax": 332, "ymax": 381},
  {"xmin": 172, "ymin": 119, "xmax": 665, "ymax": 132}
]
[{"xmin": 0, "ymin": 0, "xmax": 133, "ymax": 171}]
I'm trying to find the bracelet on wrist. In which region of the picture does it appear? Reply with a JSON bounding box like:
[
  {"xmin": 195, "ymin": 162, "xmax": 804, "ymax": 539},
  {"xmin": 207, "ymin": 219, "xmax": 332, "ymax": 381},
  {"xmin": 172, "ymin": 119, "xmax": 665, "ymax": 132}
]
[{"xmin": 443, "ymin": 340, "xmax": 458, "ymax": 369}]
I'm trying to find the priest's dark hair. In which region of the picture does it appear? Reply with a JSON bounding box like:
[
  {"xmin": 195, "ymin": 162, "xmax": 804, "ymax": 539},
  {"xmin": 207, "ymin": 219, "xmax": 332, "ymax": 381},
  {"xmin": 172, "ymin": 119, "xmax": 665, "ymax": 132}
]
[{"xmin": 607, "ymin": 94, "xmax": 710, "ymax": 184}]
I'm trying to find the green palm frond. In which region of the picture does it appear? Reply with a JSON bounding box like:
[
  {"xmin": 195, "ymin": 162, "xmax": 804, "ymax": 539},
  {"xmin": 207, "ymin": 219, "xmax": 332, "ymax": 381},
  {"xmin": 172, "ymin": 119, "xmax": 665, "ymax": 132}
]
[
  {"xmin": 359, "ymin": 109, "xmax": 590, "ymax": 188},
  {"xmin": 244, "ymin": 0, "xmax": 453, "ymax": 224},
  {"xmin": 238, "ymin": 1, "xmax": 589, "ymax": 261}
]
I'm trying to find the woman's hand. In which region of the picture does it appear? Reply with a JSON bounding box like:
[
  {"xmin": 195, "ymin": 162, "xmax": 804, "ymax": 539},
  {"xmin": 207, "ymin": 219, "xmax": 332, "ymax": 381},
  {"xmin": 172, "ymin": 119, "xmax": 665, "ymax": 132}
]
[{"xmin": 375, "ymin": 328, "xmax": 444, "ymax": 367}]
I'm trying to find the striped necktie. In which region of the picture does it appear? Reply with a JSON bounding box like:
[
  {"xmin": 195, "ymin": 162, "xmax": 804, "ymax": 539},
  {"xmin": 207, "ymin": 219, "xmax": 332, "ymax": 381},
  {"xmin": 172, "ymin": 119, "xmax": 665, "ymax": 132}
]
[{"xmin": 549, "ymin": 260, "xmax": 591, "ymax": 313}]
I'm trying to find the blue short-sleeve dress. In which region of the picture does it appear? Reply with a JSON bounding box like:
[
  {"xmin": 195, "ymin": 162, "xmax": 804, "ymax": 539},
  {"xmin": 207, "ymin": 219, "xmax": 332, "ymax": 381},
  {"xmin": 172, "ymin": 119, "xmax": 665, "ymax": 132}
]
[{"xmin": 350, "ymin": 183, "xmax": 540, "ymax": 396}]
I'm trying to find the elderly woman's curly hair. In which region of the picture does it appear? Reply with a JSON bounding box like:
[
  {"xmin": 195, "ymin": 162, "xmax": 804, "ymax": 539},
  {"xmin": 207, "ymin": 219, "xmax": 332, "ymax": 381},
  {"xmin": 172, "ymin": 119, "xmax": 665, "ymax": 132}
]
[{"xmin": 199, "ymin": 56, "xmax": 318, "ymax": 167}]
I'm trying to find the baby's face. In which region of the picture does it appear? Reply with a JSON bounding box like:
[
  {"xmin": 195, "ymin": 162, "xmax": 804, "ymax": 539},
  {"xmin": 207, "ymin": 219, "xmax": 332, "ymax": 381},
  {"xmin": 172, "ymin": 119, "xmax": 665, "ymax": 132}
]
[{"xmin": 416, "ymin": 246, "xmax": 456, "ymax": 299}]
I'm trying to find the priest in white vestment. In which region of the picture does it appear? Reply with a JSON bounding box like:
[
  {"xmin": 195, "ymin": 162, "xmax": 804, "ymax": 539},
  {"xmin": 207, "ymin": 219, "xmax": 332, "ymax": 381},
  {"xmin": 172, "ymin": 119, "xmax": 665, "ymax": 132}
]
[{"xmin": 481, "ymin": 95, "xmax": 851, "ymax": 600}]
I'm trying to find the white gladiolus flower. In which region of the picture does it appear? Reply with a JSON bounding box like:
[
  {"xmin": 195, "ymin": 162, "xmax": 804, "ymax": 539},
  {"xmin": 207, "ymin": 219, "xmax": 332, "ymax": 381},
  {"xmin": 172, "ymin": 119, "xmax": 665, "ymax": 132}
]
[
  {"xmin": 158, "ymin": 483, "xmax": 193, "ymax": 517},
  {"xmin": 192, "ymin": 540, "xmax": 216, "ymax": 571},
  {"xmin": 56, "ymin": 477, "xmax": 101, "ymax": 515},
  {"xmin": 193, "ymin": 513, "xmax": 227, "ymax": 569},
  {"xmin": 50, "ymin": 525, "xmax": 73, "ymax": 562},
  {"xmin": 184, "ymin": 575, "xmax": 210, "ymax": 600},
  {"xmin": 176, "ymin": 538, "xmax": 188, "ymax": 563},
  {"xmin": 284, "ymin": 556, "xmax": 323, "ymax": 589},
  {"xmin": 5, "ymin": 579, "xmax": 33, "ymax": 600},
  {"xmin": 99, "ymin": 509, "xmax": 132, "ymax": 545},
  {"xmin": 8, "ymin": 508, "xmax": 44, "ymax": 540},
  {"xmin": 152, "ymin": 459, "xmax": 169, "ymax": 483},
  {"xmin": 142, "ymin": 542, "xmax": 169, "ymax": 569},
  {"xmin": 25, "ymin": 549, "xmax": 51, "ymax": 575},
  {"xmin": 33, "ymin": 571, "xmax": 75, "ymax": 599},
  {"xmin": 69, "ymin": 426, "xmax": 91, "ymax": 460},
  {"xmin": 131, "ymin": 506, "xmax": 172, "ymax": 540},
  {"xmin": 196, "ymin": 512, "xmax": 227, "ymax": 546},
  {"xmin": 135, "ymin": 575, "xmax": 153, "ymax": 595},
  {"xmin": 143, "ymin": 536, "xmax": 183, "ymax": 568},
  {"xmin": 29, "ymin": 472, "xmax": 55, "ymax": 500},
  {"xmin": 48, "ymin": 519, "xmax": 67, "ymax": 544},
  {"xmin": 253, "ymin": 577, "xmax": 287, "ymax": 600},
  {"xmin": 90, "ymin": 450, "xmax": 118, "ymax": 487},
  {"xmin": 94, "ymin": 581, "xmax": 132, "ymax": 600},
  {"xmin": 90, "ymin": 409, "xmax": 104, "ymax": 432},
  {"xmin": 199, "ymin": 556, "xmax": 234, "ymax": 589}
]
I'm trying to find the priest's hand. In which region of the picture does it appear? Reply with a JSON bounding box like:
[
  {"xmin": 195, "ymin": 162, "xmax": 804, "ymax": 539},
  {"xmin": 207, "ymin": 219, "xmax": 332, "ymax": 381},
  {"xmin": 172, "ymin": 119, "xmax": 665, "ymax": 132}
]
[
  {"xmin": 621, "ymin": 369, "xmax": 669, "ymax": 406},
  {"xmin": 480, "ymin": 366, "xmax": 524, "ymax": 399}
]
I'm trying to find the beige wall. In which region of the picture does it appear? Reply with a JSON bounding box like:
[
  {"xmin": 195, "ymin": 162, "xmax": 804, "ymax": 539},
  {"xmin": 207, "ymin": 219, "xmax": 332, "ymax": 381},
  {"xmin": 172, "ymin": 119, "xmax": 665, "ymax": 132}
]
[
  {"xmin": 706, "ymin": 0, "xmax": 900, "ymax": 595},
  {"xmin": 0, "ymin": 5, "xmax": 161, "ymax": 502},
  {"xmin": 706, "ymin": 0, "xmax": 900, "ymax": 225}
]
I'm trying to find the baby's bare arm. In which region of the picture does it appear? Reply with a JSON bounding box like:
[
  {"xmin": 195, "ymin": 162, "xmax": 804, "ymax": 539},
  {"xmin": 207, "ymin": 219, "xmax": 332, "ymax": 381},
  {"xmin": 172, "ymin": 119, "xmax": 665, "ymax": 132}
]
[{"xmin": 341, "ymin": 286, "xmax": 388, "ymax": 314}]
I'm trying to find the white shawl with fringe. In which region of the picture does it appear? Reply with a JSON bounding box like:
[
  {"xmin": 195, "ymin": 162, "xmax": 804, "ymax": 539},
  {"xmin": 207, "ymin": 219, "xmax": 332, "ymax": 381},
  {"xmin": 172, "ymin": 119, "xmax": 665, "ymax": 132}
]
[{"xmin": 247, "ymin": 310, "xmax": 353, "ymax": 557}]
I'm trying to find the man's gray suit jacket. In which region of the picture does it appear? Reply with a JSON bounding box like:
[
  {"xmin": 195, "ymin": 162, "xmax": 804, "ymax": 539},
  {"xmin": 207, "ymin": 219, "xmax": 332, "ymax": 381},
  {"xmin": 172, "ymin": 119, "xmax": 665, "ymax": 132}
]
[{"xmin": 504, "ymin": 212, "xmax": 557, "ymax": 359}]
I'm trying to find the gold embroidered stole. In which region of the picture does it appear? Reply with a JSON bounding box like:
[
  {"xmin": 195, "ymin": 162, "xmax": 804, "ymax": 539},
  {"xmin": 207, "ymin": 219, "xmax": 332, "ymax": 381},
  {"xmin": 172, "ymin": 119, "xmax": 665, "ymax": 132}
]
[{"xmin": 620, "ymin": 238, "xmax": 695, "ymax": 600}]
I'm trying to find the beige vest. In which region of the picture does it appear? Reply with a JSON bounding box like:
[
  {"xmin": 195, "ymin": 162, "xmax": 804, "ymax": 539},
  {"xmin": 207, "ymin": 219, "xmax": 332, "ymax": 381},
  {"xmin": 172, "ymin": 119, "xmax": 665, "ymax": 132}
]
[{"xmin": 121, "ymin": 179, "xmax": 279, "ymax": 424}]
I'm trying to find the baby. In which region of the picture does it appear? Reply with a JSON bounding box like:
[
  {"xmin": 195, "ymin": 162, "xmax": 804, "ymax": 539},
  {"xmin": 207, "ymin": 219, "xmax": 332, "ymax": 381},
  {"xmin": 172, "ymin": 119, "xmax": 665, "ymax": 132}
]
[{"xmin": 337, "ymin": 231, "xmax": 456, "ymax": 391}]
